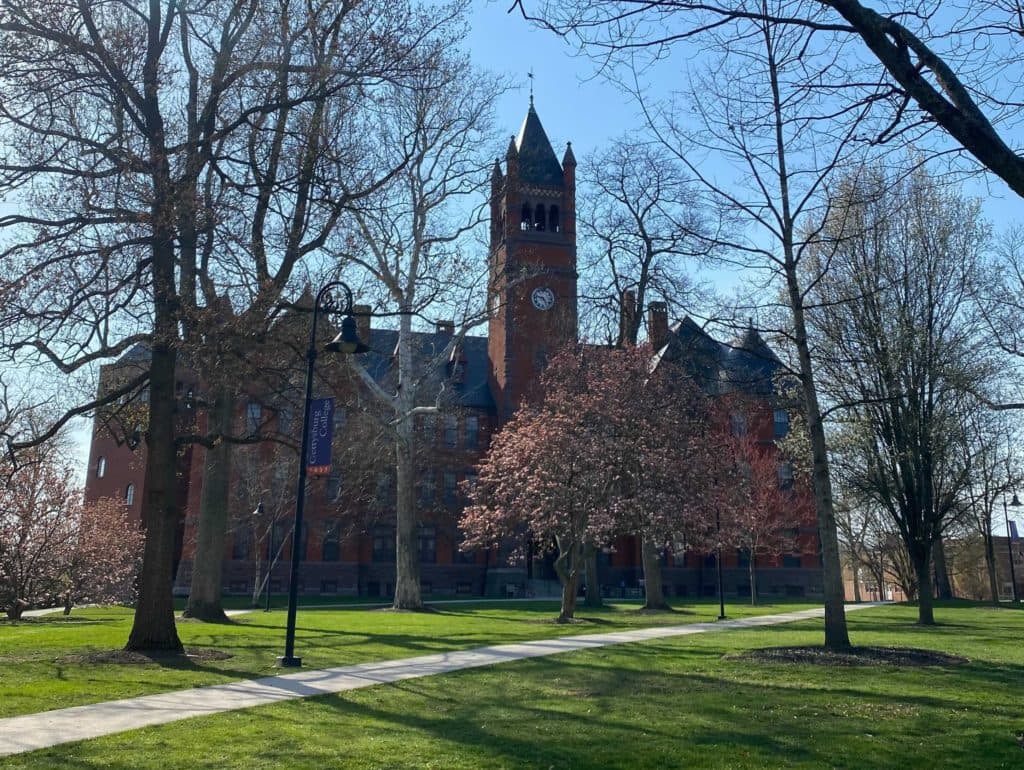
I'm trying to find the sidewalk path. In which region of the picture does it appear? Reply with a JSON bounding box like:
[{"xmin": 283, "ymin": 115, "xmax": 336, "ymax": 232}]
[{"xmin": 0, "ymin": 603, "xmax": 882, "ymax": 757}]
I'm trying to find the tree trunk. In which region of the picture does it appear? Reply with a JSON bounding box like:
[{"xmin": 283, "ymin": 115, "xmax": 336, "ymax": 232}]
[
  {"xmin": 583, "ymin": 543, "xmax": 603, "ymax": 607},
  {"xmin": 983, "ymin": 530, "xmax": 1000, "ymax": 604},
  {"xmin": 125, "ymin": 13, "xmax": 185, "ymax": 654},
  {"xmin": 393, "ymin": 429, "xmax": 421, "ymax": 610},
  {"xmin": 764, "ymin": 18, "xmax": 850, "ymax": 648},
  {"xmin": 932, "ymin": 538, "xmax": 953, "ymax": 600},
  {"xmin": 851, "ymin": 562, "xmax": 862, "ymax": 603},
  {"xmin": 784, "ymin": 274, "xmax": 851, "ymax": 649},
  {"xmin": 183, "ymin": 388, "xmax": 235, "ymax": 622},
  {"xmin": 749, "ymin": 555, "xmax": 758, "ymax": 606},
  {"xmin": 392, "ymin": 311, "xmax": 422, "ymax": 610},
  {"xmin": 7, "ymin": 599, "xmax": 27, "ymax": 620},
  {"xmin": 126, "ymin": 335, "xmax": 185, "ymax": 651},
  {"xmin": 640, "ymin": 535, "xmax": 668, "ymax": 609},
  {"xmin": 913, "ymin": 547, "xmax": 935, "ymax": 625},
  {"xmin": 873, "ymin": 556, "xmax": 887, "ymax": 601},
  {"xmin": 553, "ymin": 536, "xmax": 580, "ymax": 621}
]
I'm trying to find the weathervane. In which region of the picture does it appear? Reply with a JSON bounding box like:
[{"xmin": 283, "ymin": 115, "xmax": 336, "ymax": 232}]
[{"xmin": 528, "ymin": 68, "xmax": 534, "ymax": 106}]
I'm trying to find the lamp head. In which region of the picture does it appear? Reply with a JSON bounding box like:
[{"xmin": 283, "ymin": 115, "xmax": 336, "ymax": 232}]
[
  {"xmin": 325, "ymin": 314, "xmax": 370, "ymax": 355},
  {"xmin": 1011, "ymin": 493, "xmax": 1022, "ymax": 508}
]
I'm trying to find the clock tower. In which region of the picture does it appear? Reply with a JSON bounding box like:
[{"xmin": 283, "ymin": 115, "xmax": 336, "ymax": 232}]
[{"xmin": 487, "ymin": 100, "xmax": 578, "ymax": 421}]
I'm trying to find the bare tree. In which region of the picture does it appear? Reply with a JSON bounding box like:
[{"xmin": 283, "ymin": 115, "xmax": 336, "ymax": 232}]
[
  {"xmin": 955, "ymin": 409, "xmax": 1020, "ymax": 603},
  {"xmin": 337, "ymin": 52, "xmax": 506, "ymax": 610},
  {"xmin": 0, "ymin": 0, "xmax": 464, "ymax": 648},
  {"xmin": 577, "ymin": 139, "xmax": 708, "ymax": 345},
  {"xmin": 806, "ymin": 168, "xmax": 993, "ymax": 624},
  {"xmin": 641, "ymin": 3, "xmax": 862, "ymax": 648},
  {"xmin": 178, "ymin": 2, "xmax": 460, "ymax": 622}
]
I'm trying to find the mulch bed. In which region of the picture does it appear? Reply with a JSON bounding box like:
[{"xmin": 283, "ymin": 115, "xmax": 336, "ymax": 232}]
[
  {"xmin": 58, "ymin": 648, "xmax": 233, "ymax": 665},
  {"xmin": 730, "ymin": 646, "xmax": 969, "ymax": 667}
]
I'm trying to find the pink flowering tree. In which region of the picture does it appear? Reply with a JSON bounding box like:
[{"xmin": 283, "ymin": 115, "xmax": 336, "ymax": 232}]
[
  {"xmin": 461, "ymin": 375, "xmax": 619, "ymax": 621},
  {"xmin": 59, "ymin": 497, "xmax": 143, "ymax": 615},
  {"xmin": 722, "ymin": 429, "xmax": 812, "ymax": 605},
  {"xmin": 0, "ymin": 449, "xmax": 78, "ymax": 618},
  {"xmin": 585, "ymin": 345, "xmax": 728, "ymax": 608},
  {"xmin": 462, "ymin": 345, "xmax": 725, "ymax": 618},
  {"xmin": 1, "ymin": 448, "xmax": 142, "ymax": 619}
]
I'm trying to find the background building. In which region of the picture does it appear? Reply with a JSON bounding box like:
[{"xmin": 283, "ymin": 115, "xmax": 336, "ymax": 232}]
[{"xmin": 85, "ymin": 103, "xmax": 823, "ymax": 601}]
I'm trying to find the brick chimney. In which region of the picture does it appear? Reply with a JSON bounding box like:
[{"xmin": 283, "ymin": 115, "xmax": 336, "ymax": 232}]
[
  {"xmin": 647, "ymin": 302, "xmax": 669, "ymax": 349},
  {"xmin": 352, "ymin": 304, "xmax": 371, "ymax": 344}
]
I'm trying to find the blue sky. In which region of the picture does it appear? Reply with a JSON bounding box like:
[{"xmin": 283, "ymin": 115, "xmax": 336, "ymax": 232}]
[
  {"xmin": 466, "ymin": 3, "xmax": 641, "ymax": 165},
  {"xmin": 466, "ymin": 2, "xmax": 1022, "ymax": 230}
]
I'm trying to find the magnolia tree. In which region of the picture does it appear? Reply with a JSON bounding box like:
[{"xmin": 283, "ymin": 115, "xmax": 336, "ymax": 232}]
[
  {"xmin": 0, "ymin": 450, "xmax": 142, "ymax": 618},
  {"xmin": 60, "ymin": 497, "xmax": 143, "ymax": 615},
  {"xmin": 462, "ymin": 345, "xmax": 725, "ymax": 619},
  {"xmin": 599, "ymin": 345, "xmax": 728, "ymax": 608},
  {"xmin": 461, "ymin": 398, "xmax": 617, "ymax": 621},
  {"xmin": 723, "ymin": 429, "xmax": 812, "ymax": 605},
  {"xmin": 0, "ymin": 451, "xmax": 77, "ymax": 618}
]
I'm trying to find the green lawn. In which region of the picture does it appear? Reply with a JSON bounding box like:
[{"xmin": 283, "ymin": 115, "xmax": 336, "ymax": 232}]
[
  {"xmin": 3, "ymin": 602, "xmax": 1022, "ymax": 769},
  {"xmin": 0, "ymin": 599, "xmax": 814, "ymax": 719}
]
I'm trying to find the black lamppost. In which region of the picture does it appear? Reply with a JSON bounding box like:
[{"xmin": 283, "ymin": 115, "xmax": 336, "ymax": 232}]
[
  {"xmin": 715, "ymin": 507, "xmax": 726, "ymax": 620},
  {"xmin": 1002, "ymin": 492, "xmax": 1022, "ymax": 603},
  {"xmin": 279, "ymin": 281, "xmax": 369, "ymax": 668}
]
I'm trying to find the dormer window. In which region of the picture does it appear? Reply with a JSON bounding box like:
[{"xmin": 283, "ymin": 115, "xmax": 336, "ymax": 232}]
[{"xmin": 774, "ymin": 409, "xmax": 790, "ymax": 438}]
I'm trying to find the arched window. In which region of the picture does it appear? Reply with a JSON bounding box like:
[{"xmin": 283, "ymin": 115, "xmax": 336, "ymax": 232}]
[
  {"xmin": 125, "ymin": 483, "xmax": 134, "ymax": 505},
  {"xmin": 534, "ymin": 205, "xmax": 547, "ymax": 231},
  {"xmin": 96, "ymin": 456, "xmax": 106, "ymax": 478},
  {"xmin": 520, "ymin": 202, "xmax": 532, "ymax": 230},
  {"xmin": 549, "ymin": 205, "xmax": 560, "ymax": 232}
]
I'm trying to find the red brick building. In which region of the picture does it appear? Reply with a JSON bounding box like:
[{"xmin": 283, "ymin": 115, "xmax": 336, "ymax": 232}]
[{"xmin": 84, "ymin": 103, "xmax": 823, "ymax": 601}]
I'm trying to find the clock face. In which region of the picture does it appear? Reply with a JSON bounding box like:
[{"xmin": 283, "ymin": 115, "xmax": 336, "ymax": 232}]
[{"xmin": 531, "ymin": 286, "xmax": 555, "ymax": 311}]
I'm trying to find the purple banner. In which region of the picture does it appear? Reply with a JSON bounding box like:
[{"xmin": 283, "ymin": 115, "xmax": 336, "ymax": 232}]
[
  {"xmin": 307, "ymin": 397, "xmax": 334, "ymax": 477},
  {"xmin": 1011, "ymin": 521, "xmax": 1020, "ymax": 541}
]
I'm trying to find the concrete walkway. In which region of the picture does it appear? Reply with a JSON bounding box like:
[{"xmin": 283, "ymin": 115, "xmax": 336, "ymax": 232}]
[{"xmin": 0, "ymin": 603, "xmax": 881, "ymax": 757}]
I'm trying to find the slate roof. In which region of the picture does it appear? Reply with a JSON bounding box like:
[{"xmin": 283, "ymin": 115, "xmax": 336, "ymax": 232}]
[
  {"xmin": 113, "ymin": 330, "xmax": 495, "ymax": 411},
  {"xmin": 357, "ymin": 329, "xmax": 495, "ymax": 411},
  {"xmin": 654, "ymin": 317, "xmax": 779, "ymax": 396},
  {"xmin": 515, "ymin": 104, "xmax": 565, "ymax": 189}
]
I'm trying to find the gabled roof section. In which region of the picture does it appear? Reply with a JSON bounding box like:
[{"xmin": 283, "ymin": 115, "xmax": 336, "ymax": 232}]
[
  {"xmin": 360, "ymin": 329, "xmax": 495, "ymax": 411},
  {"xmin": 515, "ymin": 104, "xmax": 565, "ymax": 188},
  {"xmin": 734, "ymin": 323, "xmax": 781, "ymax": 367},
  {"xmin": 656, "ymin": 317, "xmax": 722, "ymax": 391},
  {"xmin": 652, "ymin": 316, "xmax": 781, "ymax": 396}
]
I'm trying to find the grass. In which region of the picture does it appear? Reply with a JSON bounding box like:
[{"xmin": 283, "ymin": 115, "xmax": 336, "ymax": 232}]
[
  {"xmin": 0, "ymin": 598, "xmax": 814, "ymax": 719},
  {"xmin": 172, "ymin": 593, "xmax": 398, "ymax": 611},
  {"xmin": 3, "ymin": 601, "xmax": 1023, "ymax": 768}
]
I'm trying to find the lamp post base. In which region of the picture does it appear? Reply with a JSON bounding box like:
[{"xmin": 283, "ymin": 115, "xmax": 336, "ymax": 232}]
[{"xmin": 277, "ymin": 656, "xmax": 302, "ymax": 668}]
